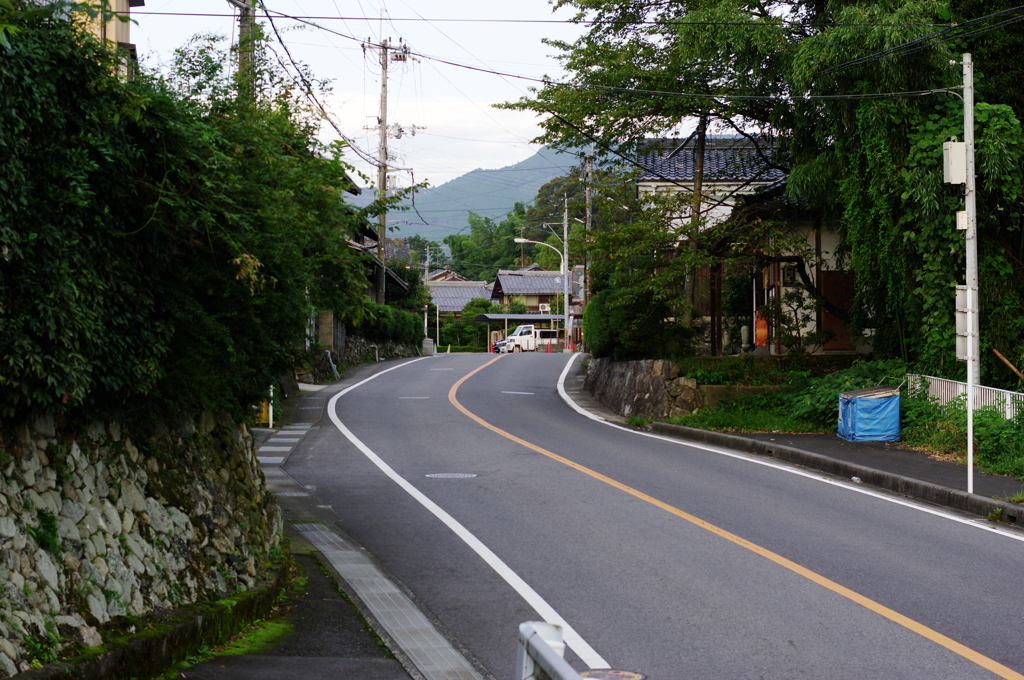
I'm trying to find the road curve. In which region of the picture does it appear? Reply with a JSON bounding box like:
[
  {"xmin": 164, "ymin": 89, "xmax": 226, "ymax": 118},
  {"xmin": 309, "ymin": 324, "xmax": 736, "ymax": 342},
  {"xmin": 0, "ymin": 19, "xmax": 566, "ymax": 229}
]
[{"xmin": 283, "ymin": 353, "xmax": 1024, "ymax": 680}]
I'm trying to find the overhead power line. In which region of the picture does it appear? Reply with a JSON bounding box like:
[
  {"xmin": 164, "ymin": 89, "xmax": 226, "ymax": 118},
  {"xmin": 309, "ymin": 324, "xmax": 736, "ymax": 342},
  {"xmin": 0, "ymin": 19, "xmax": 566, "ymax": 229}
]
[
  {"xmin": 130, "ymin": 11, "xmax": 947, "ymax": 27},
  {"xmin": 817, "ymin": 4, "xmax": 1024, "ymax": 75}
]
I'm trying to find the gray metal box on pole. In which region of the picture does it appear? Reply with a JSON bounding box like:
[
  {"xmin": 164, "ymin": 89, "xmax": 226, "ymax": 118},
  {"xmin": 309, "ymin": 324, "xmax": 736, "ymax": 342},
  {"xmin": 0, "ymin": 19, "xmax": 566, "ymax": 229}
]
[
  {"xmin": 943, "ymin": 141, "xmax": 967, "ymax": 185},
  {"xmin": 955, "ymin": 285, "xmax": 976, "ymax": 362}
]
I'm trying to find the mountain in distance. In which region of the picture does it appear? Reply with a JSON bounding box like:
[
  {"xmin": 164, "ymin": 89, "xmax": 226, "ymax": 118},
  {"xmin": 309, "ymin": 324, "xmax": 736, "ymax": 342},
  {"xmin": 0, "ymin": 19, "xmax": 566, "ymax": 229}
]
[{"xmin": 350, "ymin": 146, "xmax": 581, "ymax": 244}]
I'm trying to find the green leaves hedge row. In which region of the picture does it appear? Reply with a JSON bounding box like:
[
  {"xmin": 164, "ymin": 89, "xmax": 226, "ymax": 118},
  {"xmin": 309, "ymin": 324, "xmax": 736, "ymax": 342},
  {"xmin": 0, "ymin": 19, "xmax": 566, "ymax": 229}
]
[{"xmin": 1, "ymin": 17, "xmax": 375, "ymax": 422}]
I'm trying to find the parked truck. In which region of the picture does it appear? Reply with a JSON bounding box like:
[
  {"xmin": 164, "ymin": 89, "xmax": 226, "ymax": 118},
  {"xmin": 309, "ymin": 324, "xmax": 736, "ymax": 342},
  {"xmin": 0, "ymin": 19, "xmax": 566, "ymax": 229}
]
[{"xmin": 501, "ymin": 325, "xmax": 563, "ymax": 352}]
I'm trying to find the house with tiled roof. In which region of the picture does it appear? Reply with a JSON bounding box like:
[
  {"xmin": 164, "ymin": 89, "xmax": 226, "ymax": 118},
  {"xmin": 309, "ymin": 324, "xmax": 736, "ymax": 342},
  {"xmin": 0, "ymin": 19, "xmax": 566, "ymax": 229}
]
[
  {"xmin": 427, "ymin": 280, "xmax": 493, "ymax": 317},
  {"xmin": 636, "ymin": 137, "xmax": 864, "ymax": 356},
  {"xmin": 489, "ymin": 268, "xmax": 570, "ymax": 312},
  {"xmin": 636, "ymin": 137, "xmax": 784, "ymax": 227}
]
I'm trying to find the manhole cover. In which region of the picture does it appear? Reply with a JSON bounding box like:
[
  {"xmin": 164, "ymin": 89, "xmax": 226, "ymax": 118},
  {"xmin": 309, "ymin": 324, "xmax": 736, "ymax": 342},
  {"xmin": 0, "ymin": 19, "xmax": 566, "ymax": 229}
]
[
  {"xmin": 580, "ymin": 672, "xmax": 645, "ymax": 680},
  {"xmin": 425, "ymin": 473, "xmax": 477, "ymax": 479}
]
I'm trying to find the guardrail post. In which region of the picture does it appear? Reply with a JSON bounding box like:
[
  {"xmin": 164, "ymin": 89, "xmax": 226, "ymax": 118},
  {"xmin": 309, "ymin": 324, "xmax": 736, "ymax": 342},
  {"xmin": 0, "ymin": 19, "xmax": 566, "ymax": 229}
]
[{"xmin": 516, "ymin": 622, "xmax": 579, "ymax": 680}]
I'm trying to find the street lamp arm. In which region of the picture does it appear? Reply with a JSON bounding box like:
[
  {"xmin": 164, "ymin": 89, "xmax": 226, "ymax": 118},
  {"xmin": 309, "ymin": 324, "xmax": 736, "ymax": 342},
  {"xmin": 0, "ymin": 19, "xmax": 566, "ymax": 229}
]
[{"xmin": 513, "ymin": 238, "xmax": 564, "ymax": 263}]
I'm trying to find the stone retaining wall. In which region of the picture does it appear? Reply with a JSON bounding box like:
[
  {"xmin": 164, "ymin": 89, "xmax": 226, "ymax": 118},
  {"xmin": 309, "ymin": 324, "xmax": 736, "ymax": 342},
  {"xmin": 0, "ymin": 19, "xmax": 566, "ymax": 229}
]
[
  {"xmin": 582, "ymin": 357, "xmax": 779, "ymax": 419},
  {"xmin": 0, "ymin": 412, "xmax": 282, "ymax": 677},
  {"xmin": 583, "ymin": 357, "xmax": 702, "ymax": 419},
  {"xmin": 301, "ymin": 336, "xmax": 421, "ymax": 383}
]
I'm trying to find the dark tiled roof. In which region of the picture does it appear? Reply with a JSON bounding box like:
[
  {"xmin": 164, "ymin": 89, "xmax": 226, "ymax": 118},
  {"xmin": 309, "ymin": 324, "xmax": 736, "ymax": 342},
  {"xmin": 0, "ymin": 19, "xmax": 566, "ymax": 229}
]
[
  {"xmin": 637, "ymin": 139, "xmax": 785, "ymax": 184},
  {"xmin": 427, "ymin": 281, "xmax": 493, "ymax": 313},
  {"xmin": 492, "ymin": 270, "xmax": 565, "ymax": 297}
]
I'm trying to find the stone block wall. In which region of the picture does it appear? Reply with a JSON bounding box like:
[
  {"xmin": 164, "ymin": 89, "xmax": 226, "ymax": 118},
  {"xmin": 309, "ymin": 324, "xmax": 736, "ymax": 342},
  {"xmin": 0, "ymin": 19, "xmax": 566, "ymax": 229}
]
[
  {"xmin": 583, "ymin": 357, "xmax": 782, "ymax": 419},
  {"xmin": 584, "ymin": 358, "xmax": 702, "ymax": 419},
  {"xmin": 0, "ymin": 412, "xmax": 282, "ymax": 676}
]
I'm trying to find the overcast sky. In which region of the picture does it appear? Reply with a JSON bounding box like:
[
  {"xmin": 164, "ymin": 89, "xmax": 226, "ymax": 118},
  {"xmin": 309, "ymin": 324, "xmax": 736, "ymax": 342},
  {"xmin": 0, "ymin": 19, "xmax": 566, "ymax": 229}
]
[{"xmin": 131, "ymin": 0, "xmax": 585, "ymax": 190}]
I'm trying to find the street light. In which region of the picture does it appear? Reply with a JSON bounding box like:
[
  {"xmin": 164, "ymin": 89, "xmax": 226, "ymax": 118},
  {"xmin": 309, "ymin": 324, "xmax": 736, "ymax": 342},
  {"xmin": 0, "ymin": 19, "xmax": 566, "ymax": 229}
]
[{"xmin": 514, "ymin": 237, "xmax": 569, "ymax": 347}]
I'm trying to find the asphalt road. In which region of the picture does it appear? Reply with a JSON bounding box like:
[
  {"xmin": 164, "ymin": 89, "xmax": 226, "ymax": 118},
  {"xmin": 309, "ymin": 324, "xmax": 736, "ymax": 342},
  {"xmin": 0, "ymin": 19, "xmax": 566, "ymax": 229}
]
[{"xmin": 283, "ymin": 353, "xmax": 1024, "ymax": 680}]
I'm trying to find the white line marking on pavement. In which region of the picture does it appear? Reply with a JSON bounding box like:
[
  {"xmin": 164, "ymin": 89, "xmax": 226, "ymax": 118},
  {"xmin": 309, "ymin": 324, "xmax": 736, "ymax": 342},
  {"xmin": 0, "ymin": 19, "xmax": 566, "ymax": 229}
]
[
  {"xmin": 556, "ymin": 354, "xmax": 1024, "ymax": 545},
  {"xmin": 501, "ymin": 391, "xmax": 535, "ymax": 395},
  {"xmin": 269, "ymin": 438, "xmax": 301, "ymax": 443},
  {"xmin": 328, "ymin": 357, "xmax": 610, "ymax": 670},
  {"xmin": 258, "ymin": 457, "xmax": 284, "ymax": 465},
  {"xmin": 258, "ymin": 446, "xmax": 292, "ymax": 452}
]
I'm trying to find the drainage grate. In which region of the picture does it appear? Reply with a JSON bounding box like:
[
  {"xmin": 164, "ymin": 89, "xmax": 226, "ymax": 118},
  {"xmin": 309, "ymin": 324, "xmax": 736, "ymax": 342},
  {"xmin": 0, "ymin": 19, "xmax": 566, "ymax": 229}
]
[{"xmin": 425, "ymin": 473, "xmax": 477, "ymax": 479}]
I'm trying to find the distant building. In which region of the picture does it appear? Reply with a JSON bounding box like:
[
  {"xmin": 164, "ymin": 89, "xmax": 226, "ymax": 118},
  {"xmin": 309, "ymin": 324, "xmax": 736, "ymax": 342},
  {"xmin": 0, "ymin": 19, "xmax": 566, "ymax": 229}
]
[
  {"xmin": 427, "ymin": 281, "xmax": 493, "ymax": 319},
  {"xmin": 426, "ymin": 268, "xmax": 469, "ymax": 282},
  {"xmin": 636, "ymin": 137, "xmax": 784, "ymax": 227},
  {"xmin": 490, "ymin": 267, "xmax": 569, "ymax": 312}
]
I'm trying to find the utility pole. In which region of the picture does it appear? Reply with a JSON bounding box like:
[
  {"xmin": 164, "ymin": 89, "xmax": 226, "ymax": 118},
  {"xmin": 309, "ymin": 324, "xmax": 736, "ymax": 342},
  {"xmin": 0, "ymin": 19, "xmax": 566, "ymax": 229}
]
[
  {"xmin": 563, "ymin": 195, "xmax": 570, "ymax": 349},
  {"xmin": 227, "ymin": 0, "xmax": 256, "ymax": 98},
  {"xmin": 947, "ymin": 53, "xmax": 979, "ymax": 494},
  {"xmin": 374, "ymin": 38, "xmax": 391, "ymax": 305},
  {"xmin": 584, "ymin": 147, "xmax": 593, "ymax": 307},
  {"xmin": 964, "ymin": 53, "xmax": 979, "ymax": 494},
  {"xmin": 363, "ymin": 37, "xmax": 413, "ymax": 305}
]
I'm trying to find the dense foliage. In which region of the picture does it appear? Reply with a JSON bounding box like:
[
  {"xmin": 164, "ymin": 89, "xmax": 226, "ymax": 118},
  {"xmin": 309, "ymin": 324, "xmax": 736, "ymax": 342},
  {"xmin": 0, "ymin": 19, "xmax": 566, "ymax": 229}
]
[
  {"xmin": 0, "ymin": 15, "xmax": 382, "ymax": 422},
  {"xmin": 507, "ymin": 0, "xmax": 1024, "ymax": 387},
  {"xmin": 353, "ymin": 303, "xmax": 423, "ymax": 346}
]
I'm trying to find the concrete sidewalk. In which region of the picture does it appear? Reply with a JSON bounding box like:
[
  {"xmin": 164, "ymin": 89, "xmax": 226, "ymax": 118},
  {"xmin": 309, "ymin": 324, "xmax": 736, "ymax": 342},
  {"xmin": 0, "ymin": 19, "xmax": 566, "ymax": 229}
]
[{"xmin": 185, "ymin": 361, "xmax": 489, "ymax": 680}]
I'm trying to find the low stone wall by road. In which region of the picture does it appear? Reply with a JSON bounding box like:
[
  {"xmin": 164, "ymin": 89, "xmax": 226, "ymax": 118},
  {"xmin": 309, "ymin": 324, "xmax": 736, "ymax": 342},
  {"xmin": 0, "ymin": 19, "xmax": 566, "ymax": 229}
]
[
  {"xmin": 582, "ymin": 357, "xmax": 779, "ymax": 419},
  {"xmin": 583, "ymin": 358, "xmax": 702, "ymax": 419},
  {"xmin": 0, "ymin": 412, "xmax": 282, "ymax": 676}
]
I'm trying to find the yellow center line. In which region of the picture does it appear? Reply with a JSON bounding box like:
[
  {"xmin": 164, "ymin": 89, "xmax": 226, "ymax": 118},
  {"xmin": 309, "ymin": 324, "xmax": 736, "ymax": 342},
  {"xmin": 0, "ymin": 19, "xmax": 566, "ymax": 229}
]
[{"xmin": 448, "ymin": 356, "xmax": 1023, "ymax": 680}]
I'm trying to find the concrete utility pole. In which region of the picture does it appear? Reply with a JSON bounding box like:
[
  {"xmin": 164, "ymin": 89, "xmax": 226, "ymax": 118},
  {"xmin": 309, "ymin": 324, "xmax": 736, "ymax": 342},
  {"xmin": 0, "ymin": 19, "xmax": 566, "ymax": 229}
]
[
  {"xmin": 374, "ymin": 38, "xmax": 391, "ymax": 305},
  {"xmin": 363, "ymin": 37, "xmax": 414, "ymax": 305},
  {"xmin": 563, "ymin": 195, "xmax": 570, "ymax": 350},
  {"xmin": 946, "ymin": 53, "xmax": 980, "ymax": 494},
  {"xmin": 227, "ymin": 0, "xmax": 256, "ymax": 98},
  {"xmin": 964, "ymin": 53, "xmax": 979, "ymax": 494},
  {"xmin": 584, "ymin": 147, "xmax": 593, "ymax": 307}
]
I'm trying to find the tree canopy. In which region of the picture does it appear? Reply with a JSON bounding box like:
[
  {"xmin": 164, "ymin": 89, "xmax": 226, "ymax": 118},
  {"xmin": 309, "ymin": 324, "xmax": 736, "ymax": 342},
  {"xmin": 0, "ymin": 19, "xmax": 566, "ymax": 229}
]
[
  {"xmin": 0, "ymin": 12, "xmax": 390, "ymax": 421},
  {"xmin": 504, "ymin": 0, "xmax": 1024, "ymax": 386}
]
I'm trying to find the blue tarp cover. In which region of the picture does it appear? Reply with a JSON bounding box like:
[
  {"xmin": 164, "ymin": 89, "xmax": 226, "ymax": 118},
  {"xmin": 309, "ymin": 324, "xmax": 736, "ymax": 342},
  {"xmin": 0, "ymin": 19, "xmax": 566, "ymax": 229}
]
[{"xmin": 838, "ymin": 390, "xmax": 901, "ymax": 442}]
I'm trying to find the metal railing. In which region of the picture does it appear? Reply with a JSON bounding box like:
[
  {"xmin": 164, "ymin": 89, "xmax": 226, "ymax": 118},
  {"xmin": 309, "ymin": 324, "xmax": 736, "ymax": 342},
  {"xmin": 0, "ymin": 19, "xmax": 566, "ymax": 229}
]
[
  {"xmin": 515, "ymin": 622, "xmax": 580, "ymax": 680},
  {"xmin": 906, "ymin": 373, "xmax": 1023, "ymax": 420}
]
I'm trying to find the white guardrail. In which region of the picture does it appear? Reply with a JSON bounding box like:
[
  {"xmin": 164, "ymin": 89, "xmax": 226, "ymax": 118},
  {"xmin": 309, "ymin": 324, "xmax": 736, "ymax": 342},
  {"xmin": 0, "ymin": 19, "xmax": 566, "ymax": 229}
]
[
  {"xmin": 906, "ymin": 373, "xmax": 1023, "ymax": 420},
  {"xmin": 515, "ymin": 622, "xmax": 581, "ymax": 680}
]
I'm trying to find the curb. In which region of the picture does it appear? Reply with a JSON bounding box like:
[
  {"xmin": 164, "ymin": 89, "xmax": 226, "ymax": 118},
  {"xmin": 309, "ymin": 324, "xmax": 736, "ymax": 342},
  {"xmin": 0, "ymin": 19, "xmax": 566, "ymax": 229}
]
[
  {"xmin": 14, "ymin": 559, "xmax": 291, "ymax": 680},
  {"xmin": 649, "ymin": 421, "xmax": 1023, "ymax": 526}
]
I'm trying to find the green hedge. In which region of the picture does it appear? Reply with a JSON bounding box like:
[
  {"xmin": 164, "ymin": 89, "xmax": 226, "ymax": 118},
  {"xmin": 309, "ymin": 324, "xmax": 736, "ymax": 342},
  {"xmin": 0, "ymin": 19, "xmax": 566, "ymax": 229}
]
[
  {"xmin": 353, "ymin": 303, "xmax": 422, "ymax": 346},
  {"xmin": 0, "ymin": 18, "xmax": 371, "ymax": 422}
]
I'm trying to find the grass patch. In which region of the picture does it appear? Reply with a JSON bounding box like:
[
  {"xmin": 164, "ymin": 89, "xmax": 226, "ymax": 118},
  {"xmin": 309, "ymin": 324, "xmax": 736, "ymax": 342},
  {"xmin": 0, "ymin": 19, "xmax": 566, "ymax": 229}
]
[
  {"xmin": 154, "ymin": 558, "xmax": 305, "ymax": 679},
  {"xmin": 902, "ymin": 394, "xmax": 1024, "ymax": 481},
  {"xmin": 665, "ymin": 388, "xmax": 828, "ymax": 433},
  {"xmin": 674, "ymin": 355, "xmax": 863, "ymax": 386}
]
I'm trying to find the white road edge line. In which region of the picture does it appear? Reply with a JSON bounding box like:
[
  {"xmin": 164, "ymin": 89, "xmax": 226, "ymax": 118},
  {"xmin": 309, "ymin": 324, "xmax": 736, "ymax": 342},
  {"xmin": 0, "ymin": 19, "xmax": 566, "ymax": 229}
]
[
  {"xmin": 501, "ymin": 391, "xmax": 535, "ymax": 395},
  {"xmin": 556, "ymin": 354, "xmax": 1024, "ymax": 545},
  {"xmin": 328, "ymin": 357, "xmax": 611, "ymax": 670}
]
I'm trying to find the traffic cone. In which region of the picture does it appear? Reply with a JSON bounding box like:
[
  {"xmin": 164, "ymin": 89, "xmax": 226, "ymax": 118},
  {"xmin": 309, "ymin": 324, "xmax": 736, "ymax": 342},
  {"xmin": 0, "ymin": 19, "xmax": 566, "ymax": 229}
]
[{"xmin": 546, "ymin": 342, "xmax": 551, "ymax": 353}]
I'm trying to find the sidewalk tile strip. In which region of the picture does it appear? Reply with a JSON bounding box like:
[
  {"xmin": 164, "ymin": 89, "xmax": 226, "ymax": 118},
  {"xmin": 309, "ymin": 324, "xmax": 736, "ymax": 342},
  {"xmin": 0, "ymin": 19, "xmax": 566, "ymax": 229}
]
[
  {"xmin": 268, "ymin": 438, "xmax": 301, "ymax": 443},
  {"xmin": 295, "ymin": 523, "xmax": 483, "ymax": 680},
  {"xmin": 258, "ymin": 446, "xmax": 293, "ymax": 452},
  {"xmin": 257, "ymin": 457, "xmax": 284, "ymax": 465}
]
